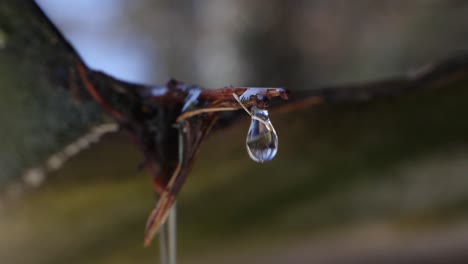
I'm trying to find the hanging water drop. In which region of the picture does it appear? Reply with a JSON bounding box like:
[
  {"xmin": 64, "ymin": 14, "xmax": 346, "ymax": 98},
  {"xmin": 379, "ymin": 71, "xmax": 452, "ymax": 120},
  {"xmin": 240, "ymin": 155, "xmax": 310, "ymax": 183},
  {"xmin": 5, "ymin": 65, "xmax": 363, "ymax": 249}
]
[{"xmin": 246, "ymin": 106, "xmax": 278, "ymax": 163}]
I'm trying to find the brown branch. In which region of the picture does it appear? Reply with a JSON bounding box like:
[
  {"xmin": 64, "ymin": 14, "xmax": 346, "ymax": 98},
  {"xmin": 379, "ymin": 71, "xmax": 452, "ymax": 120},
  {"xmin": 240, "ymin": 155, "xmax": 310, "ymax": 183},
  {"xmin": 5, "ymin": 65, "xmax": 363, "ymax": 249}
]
[
  {"xmin": 277, "ymin": 54, "xmax": 468, "ymax": 113},
  {"xmin": 6, "ymin": 2, "xmax": 468, "ymax": 125}
]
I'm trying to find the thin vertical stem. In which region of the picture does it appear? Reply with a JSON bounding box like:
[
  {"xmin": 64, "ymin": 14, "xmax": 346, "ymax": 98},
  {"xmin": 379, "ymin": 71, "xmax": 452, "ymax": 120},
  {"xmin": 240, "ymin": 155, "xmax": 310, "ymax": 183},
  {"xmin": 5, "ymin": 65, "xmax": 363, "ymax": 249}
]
[
  {"xmin": 158, "ymin": 223, "xmax": 168, "ymax": 264},
  {"xmin": 158, "ymin": 120, "xmax": 184, "ymax": 264},
  {"xmin": 159, "ymin": 205, "xmax": 176, "ymax": 264},
  {"xmin": 168, "ymin": 203, "xmax": 177, "ymax": 264}
]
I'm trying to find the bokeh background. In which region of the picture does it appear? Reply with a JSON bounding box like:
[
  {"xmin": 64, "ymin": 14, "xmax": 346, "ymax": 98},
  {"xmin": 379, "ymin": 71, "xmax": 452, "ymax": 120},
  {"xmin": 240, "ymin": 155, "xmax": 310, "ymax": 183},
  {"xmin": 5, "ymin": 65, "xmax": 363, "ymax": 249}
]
[{"xmin": 2, "ymin": 0, "xmax": 468, "ymax": 263}]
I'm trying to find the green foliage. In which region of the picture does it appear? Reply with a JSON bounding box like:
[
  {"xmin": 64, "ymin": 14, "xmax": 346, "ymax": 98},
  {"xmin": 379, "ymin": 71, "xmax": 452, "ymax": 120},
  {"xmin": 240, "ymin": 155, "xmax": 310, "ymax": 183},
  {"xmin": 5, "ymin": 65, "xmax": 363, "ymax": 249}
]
[{"xmin": 2, "ymin": 76, "xmax": 468, "ymax": 263}]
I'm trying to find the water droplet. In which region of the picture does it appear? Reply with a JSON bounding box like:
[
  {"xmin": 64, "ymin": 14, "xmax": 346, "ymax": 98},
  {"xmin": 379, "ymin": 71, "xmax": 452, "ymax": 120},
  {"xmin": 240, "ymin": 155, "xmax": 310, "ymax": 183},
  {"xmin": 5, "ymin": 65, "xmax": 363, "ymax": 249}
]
[{"xmin": 246, "ymin": 106, "xmax": 278, "ymax": 163}]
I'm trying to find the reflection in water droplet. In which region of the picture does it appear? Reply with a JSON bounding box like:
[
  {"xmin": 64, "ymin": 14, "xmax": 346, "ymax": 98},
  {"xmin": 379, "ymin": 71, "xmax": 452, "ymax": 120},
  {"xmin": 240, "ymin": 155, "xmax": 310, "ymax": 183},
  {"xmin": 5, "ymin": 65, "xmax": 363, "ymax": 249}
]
[{"xmin": 246, "ymin": 106, "xmax": 278, "ymax": 163}]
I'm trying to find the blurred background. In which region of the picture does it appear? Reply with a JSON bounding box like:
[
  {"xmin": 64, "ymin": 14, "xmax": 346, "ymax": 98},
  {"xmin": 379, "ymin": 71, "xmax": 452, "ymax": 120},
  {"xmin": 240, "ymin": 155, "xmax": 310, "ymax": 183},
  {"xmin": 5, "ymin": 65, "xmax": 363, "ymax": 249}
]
[{"xmin": 2, "ymin": 0, "xmax": 468, "ymax": 263}]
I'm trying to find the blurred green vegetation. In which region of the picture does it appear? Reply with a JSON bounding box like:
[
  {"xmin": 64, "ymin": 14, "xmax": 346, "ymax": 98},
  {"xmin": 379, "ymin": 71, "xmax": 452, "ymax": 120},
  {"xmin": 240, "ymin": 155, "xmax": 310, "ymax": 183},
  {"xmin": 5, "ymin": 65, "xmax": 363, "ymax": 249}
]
[
  {"xmin": 3, "ymin": 1, "xmax": 468, "ymax": 263},
  {"xmin": 2, "ymin": 74, "xmax": 468, "ymax": 263}
]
